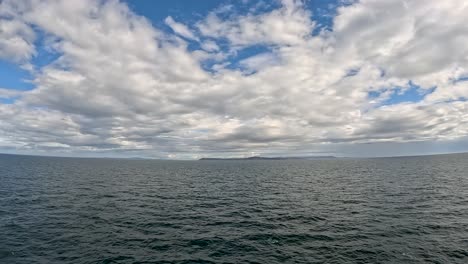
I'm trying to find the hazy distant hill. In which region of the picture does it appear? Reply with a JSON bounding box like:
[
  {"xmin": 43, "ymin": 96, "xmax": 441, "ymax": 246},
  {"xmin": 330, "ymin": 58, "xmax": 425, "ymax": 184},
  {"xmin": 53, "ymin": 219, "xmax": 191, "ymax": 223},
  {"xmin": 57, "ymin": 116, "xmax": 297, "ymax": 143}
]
[{"xmin": 199, "ymin": 156, "xmax": 336, "ymax": 160}]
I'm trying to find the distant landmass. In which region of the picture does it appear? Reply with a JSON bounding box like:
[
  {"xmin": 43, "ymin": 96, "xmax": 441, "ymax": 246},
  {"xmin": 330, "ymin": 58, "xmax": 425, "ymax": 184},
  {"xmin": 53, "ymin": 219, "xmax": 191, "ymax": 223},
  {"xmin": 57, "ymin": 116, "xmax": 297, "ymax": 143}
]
[{"xmin": 199, "ymin": 156, "xmax": 336, "ymax": 160}]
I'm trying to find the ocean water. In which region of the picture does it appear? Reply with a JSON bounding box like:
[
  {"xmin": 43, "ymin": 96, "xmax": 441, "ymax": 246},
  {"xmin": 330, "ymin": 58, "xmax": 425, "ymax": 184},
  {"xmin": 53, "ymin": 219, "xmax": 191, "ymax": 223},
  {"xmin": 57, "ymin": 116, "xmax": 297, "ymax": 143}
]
[{"xmin": 1, "ymin": 153, "xmax": 468, "ymax": 264}]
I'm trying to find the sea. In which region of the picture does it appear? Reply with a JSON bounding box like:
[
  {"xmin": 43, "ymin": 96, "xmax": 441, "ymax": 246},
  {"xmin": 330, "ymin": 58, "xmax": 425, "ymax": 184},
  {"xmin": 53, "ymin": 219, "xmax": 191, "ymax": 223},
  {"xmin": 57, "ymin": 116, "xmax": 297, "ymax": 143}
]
[{"xmin": 1, "ymin": 153, "xmax": 467, "ymax": 263}]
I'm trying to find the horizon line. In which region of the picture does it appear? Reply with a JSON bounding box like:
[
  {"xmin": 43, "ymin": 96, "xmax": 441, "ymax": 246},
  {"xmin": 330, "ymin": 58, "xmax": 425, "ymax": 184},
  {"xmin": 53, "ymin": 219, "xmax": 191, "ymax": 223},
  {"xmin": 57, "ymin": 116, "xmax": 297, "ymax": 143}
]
[{"xmin": 1, "ymin": 151, "xmax": 467, "ymax": 161}]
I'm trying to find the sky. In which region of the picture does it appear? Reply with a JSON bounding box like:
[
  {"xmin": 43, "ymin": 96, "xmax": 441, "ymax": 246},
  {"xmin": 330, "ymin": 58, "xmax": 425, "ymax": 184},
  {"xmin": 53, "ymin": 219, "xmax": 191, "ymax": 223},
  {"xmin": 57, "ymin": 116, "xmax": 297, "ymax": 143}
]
[{"xmin": 1, "ymin": 0, "xmax": 468, "ymax": 159}]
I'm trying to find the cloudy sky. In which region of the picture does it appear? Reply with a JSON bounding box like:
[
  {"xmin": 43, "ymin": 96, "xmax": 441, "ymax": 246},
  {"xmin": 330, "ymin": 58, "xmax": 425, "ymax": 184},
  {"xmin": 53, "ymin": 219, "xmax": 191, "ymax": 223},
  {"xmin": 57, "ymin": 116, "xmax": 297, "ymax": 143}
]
[{"xmin": 1, "ymin": 0, "xmax": 468, "ymax": 159}]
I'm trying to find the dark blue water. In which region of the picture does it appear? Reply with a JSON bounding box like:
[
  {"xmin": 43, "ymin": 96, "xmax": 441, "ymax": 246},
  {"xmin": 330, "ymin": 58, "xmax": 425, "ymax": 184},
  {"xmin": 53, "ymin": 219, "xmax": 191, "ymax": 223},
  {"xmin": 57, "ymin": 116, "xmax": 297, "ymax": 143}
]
[{"xmin": 1, "ymin": 153, "xmax": 468, "ymax": 263}]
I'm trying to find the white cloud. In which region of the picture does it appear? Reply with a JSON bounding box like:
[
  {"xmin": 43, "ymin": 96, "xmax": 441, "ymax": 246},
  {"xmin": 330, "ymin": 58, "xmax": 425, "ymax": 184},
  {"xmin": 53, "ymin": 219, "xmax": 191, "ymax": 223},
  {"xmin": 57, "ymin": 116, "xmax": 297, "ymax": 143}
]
[
  {"xmin": 240, "ymin": 52, "xmax": 280, "ymax": 71},
  {"xmin": 0, "ymin": 0, "xmax": 468, "ymax": 158},
  {"xmin": 164, "ymin": 16, "xmax": 198, "ymax": 41},
  {"xmin": 0, "ymin": 88, "xmax": 24, "ymax": 98},
  {"xmin": 0, "ymin": 16, "xmax": 35, "ymax": 62},
  {"xmin": 197, "ymin": 0, "xmax": 314, "ymax": 47},
  {"xmin": 200, "ymin": 40, "xmax": 219, "ymax": 52},
  {"xmin": 332, "ymin": 0, "xmax": 468, "ymax": 85}
]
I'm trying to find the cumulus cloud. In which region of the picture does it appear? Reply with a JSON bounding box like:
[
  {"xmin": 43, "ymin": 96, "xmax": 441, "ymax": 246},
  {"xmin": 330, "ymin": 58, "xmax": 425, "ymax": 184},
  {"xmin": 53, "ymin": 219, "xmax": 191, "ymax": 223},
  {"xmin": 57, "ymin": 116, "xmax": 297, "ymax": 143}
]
[{"xmin": 0, "ymin": 0, "xmax": 468, "ymax": 158}]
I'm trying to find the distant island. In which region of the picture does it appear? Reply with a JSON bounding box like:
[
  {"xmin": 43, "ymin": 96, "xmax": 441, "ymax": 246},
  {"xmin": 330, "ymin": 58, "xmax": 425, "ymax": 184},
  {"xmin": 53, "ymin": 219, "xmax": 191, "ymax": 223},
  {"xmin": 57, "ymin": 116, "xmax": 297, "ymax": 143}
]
[{"xmin": 199, "ymin": 156, "xmax": 336, "ymax": 160}]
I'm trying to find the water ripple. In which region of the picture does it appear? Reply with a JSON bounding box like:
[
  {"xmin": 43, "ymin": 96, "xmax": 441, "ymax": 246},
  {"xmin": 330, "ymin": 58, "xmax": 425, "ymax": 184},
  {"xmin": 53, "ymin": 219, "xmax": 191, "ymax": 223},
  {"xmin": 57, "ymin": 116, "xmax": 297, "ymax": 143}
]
[{"xmin": 1, "ymin": 153, "xmax": 468, "ymax": 263}]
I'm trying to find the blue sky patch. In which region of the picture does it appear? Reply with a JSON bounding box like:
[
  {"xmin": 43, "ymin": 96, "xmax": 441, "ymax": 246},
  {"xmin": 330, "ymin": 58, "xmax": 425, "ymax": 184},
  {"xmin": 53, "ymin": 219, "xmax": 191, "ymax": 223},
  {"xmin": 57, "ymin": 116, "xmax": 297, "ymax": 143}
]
[
  {"xmin": 30, "ymin": 28, "xmax": 61, "ymax": 69},
  {"xmin": 0, "ymin": 60, "xmax": 34, "ymax": 91},
  {"xmin": 0, "ymin": 96, "xmax": 19, "ymax": 104},
  {"xmin": 453, "ymin": 76, "xmax": 468, "ymax": 84},
  {"xmin": 369, "ymin": 82, "xmax": 436, "ymax": 106}
]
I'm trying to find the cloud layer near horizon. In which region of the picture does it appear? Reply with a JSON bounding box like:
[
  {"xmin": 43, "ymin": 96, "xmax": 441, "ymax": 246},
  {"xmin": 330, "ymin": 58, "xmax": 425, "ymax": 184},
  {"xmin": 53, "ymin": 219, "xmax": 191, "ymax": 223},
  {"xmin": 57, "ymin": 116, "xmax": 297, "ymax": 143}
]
[{"xmin": 1, "ymin": 0, "xmax": 468, "ymax": 158}]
